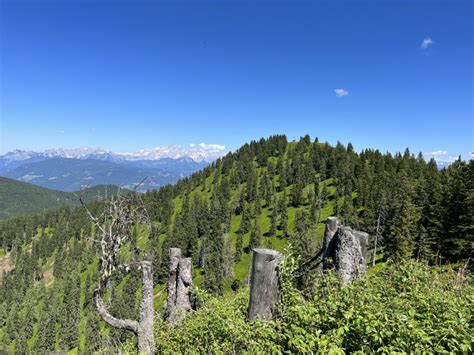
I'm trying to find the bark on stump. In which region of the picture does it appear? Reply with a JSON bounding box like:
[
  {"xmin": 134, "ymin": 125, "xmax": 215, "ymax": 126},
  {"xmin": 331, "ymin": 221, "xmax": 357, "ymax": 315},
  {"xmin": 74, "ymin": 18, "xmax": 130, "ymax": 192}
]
[
  {"xmin": 248, "ymin": 248, "xmax": 282, "ymax": 321},
  {"xmin": 323, "ymin": 216, "xmax": 339, "ymax": 251},
  {"xmin": 166, "ymin": 248, "xmax": 193, "ymax": 324},
  {"xmin": 319, "ymin": 217, "xmax": 369, "ymax": 284},
  {"xmin": 333, "ymin": 227, "xmax": 368, "ymax": 284}
]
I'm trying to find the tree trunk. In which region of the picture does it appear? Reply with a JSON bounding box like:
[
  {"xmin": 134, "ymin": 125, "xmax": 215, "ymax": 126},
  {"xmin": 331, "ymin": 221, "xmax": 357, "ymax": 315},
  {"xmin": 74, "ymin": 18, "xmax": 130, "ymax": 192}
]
[
  {"xmin": 304, "ymin": 217, "xmax": 369, "ymax": 285},
  {"xmin": 166, "ymin": 248, "xmax": 181, "ymax": 321},
  {"xmin": 248, "ymin": 248, "xmax": 282, "ymax": 321},
  {"xmin": 137, "ymin": 261, "xmax": 155, "ymax": 354},
  {"xmin": 322, "ymin": 216, "xmax": 339, "ymax": 270},
  {"xmin": 175, "ymin": 258, "xmax": 193, "ymax": 312},
  {"xmin": 333, "ymin": 227, "xmax": 368, "ymax": 285},
  {"xmin": 166, "ymin": 248, "xmax": 193, "ymax": 324}
]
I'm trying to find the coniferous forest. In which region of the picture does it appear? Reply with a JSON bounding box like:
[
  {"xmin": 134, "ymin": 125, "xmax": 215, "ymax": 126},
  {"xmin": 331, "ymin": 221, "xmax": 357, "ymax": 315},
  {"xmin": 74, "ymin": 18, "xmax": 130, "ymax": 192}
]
[{"xmin": 0, "ymin": 135, "xmax": 472, "ymax": 353}]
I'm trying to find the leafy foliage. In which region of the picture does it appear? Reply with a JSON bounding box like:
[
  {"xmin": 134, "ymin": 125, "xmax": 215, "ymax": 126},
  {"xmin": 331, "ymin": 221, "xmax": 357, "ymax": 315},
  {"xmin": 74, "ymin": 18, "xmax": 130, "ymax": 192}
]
[{"xmin": 154, "ymin": 260, "xmax": 473, "ymax": 353}]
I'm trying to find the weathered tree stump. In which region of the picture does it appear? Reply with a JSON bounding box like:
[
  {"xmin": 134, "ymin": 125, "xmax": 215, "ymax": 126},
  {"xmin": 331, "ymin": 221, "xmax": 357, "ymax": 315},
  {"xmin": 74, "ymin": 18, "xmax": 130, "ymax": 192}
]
[
  {"xmin": 304, "ymin": 217, "xmax": 368, "ymax": 284},
  {"xmin": 323, "ymin": 216, "xmax": 339, "ymax": 251},
  {"xmin": 248, "ymin": 248, "xmax": 282, "ymax": 321},
  {"xmin": 166, "ymin": 248, "xmax": 193, "ymax": 324},
  {"xmin": 333, "ymin": 227, "xmax": 368, "ymax": 284}
]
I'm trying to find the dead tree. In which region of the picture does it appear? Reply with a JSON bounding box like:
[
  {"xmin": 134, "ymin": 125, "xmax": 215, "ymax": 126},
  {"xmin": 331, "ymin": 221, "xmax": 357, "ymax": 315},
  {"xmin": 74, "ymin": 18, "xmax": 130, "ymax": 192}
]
[
  {"xmin": 166, "ymin": 248, "xmax": 193, "ymax": 325},
  {"xmin": 248, "ymin": 248, "xmax": 282, "ymax": 321},
  {"xmin": 80, "ymin": 190, "xmax": 155, "ymax": 353}
]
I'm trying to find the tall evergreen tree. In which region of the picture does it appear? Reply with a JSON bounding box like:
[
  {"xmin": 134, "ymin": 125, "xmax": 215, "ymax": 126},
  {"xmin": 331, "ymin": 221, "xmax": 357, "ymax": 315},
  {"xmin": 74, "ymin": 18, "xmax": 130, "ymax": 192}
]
[
  {"xmin": 385, "ymin": 174, "xmax": 419, "ymax": 261},
  {"xmin": 234, "ymin": 232, "xmax": 244, "ymax": 263},
  {"xmin": 249, "ymin": 220, "xmax": 262, "ymax": 250}
]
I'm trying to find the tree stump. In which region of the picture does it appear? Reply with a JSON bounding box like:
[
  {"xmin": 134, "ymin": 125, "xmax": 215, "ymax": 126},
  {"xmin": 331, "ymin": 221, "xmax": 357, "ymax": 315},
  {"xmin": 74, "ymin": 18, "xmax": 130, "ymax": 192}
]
[
  {"xmin": 248, "ymin": 248, "xmax": 282, "ymax": 321},
  {"xmin": 166, "ymin": 248, "xmax": 193, "ymax": 324},
  {"xmin": 333, "ymin": 227, "xmax": 368, "ymax": 284},
  {"xmin": 323, "ymin": 216, "xmax": 339, "ymax": 251},
  {"xmin": 302, "ymin": 217, "xmax": 370, "ymax": 285},
  {"xmin": 322, "ymin": 216, "xmax": 340, "ymax": 270}
]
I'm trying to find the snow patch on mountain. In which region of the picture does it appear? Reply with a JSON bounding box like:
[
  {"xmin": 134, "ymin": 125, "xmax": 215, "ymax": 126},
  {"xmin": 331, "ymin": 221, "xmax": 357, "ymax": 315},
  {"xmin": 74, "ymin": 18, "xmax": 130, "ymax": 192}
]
[{"xmin": 1, "ymin": 144, "xmax": 227, "ymax": 163}]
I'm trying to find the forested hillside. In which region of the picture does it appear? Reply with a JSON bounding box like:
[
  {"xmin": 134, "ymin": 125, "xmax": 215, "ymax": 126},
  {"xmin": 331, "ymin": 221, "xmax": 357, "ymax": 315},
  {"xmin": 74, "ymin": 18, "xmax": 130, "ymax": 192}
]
[
  {"xmin": 0, "ymin": 135, "xmax": 472, "ymax": 353},
  {"xmin": 0, "ymin": 177, "xmax": 126, "ymax": 220}
]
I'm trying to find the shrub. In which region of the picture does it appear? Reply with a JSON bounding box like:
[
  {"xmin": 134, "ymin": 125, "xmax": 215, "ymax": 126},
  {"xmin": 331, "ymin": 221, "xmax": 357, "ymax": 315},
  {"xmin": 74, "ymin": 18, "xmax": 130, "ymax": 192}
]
[{"xmin": 154, "ymin": 260, "xmax": 473, "ymax": 353}]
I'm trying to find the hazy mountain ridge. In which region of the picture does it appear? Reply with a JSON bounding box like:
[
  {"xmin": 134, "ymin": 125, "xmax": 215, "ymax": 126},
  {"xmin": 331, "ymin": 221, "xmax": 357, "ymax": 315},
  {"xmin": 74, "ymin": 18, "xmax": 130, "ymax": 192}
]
[
  {"xmin": 0, "ymin": 158, "xmax": 206, "ymax": 192},
  {"xmin": 0, "ymin": 143, "xmax": 227, "ymax": 166},
  {"xmin": 0, "ymin": 147, "xmax": 215, "ymax": 192}
]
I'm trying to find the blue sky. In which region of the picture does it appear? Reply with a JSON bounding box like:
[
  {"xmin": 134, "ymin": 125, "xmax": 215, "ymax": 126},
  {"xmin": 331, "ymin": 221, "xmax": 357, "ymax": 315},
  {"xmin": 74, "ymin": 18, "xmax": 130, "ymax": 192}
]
[{"xmin": 1, "ymin": 0, "xmax": 472, "ymax": 161}]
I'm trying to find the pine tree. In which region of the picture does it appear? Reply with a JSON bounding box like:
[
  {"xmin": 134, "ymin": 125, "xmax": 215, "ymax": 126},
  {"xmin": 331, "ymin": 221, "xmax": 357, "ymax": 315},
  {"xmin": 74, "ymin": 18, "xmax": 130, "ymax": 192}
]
[
  {"xmin": 341, "ymin": 191, "xmax": 358, "ymax": 228},
  {"xmin": 277, "ymin": 154, "xmax": 286, "ymax": 191},
  {"xmin": 333, "ymin": 186, "xmax": 341, "ymax": 216},
  {"xmin": 203, "ymin": 198, "xmax": 225, "ymax": 294},
  {"xmin": 279, "ymin": 194, "xmax": 289, "ymax": 238},
  {"xmin": 291, "ymin": 210, "xmax": 313, "ymax": 261},
  {"xmin": 385, "ymin": 174, "xmax": 419, "ymax": 261},
  {"xmin": 269, "ymin": 198, "xmax": 279, "ymax": 238},
  {"xmin": 235, "ymin": 232, "xmax": 244, "ymax": 262},
  {"xmin": 239, "ymin": 203, "xmax": 251, "ymax": 234},
  {"xmin": 85, "ymin": 313, "xmax": 103, "ymax": 352},
  {"xmin": 249, "ymin": 220, "xmax": 262, "ymax": 250}
]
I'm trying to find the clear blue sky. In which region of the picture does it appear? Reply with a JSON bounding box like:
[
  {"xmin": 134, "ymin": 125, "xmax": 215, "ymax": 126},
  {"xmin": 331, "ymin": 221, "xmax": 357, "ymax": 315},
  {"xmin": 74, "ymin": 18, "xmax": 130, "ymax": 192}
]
[{"xmin": 1, "ymin": 0, "xmax": 472, "ymax": 160}]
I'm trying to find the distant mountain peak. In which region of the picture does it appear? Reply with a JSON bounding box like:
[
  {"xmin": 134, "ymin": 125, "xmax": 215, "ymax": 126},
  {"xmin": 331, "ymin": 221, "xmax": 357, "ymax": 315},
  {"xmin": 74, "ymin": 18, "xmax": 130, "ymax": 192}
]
[
  {"xmin": 119, "ymin": 143, "xmax": 227, "ymax": 162},
  {"xmin": 2, "ymin": 143, "xmax": 227, "ymax": 163}
]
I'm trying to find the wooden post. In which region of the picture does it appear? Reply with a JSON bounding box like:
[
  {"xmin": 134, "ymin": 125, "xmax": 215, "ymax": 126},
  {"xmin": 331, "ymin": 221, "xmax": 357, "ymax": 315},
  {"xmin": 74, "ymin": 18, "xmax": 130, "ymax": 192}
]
[{"xmin": 248, "ymin": 248, "xmax": 282, "ymax": 321}]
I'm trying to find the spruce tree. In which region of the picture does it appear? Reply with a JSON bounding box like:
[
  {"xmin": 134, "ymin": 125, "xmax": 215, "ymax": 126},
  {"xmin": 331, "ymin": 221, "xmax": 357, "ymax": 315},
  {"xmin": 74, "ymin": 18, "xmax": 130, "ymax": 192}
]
[
  {"xmin": 249, "ymin": 220, "xmax": 262, "ymax": 250},
  {"xmin": 291, "ymin": 210, "xmax": 313, "ymax": 261},
  {"xmin": 203, "ymin": 198, "xmax": 225, "ymax": 294},
  {"xmin": 280, "ymin": 194, "xmax": 289, "ymax": 238},
  {"xmin": 385, "ymin": 174, "xmax": 419, "ymax": 261},
  {"xmin": 235, "ymin": 232, "xmax": 244, "ymax": 262},
  {"xmin": 269, "ymin": 198, "xmax": 279, "ymax": 238}
]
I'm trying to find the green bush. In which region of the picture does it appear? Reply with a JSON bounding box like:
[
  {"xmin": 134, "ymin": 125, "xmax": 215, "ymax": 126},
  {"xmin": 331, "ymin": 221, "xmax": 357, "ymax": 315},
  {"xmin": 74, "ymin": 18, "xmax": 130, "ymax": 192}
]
[{"xmin": 155, "ymin": 260, "xmax": 473, "ymax": 353}]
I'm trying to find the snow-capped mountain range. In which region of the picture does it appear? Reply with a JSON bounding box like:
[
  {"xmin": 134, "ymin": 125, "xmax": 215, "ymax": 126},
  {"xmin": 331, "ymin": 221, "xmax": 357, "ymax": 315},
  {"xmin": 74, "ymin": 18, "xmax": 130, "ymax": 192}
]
[
  {"xmin": 1, "ymin": 143, "xmax": 227, "ymax": 164},
  {"xmin": 0, "ymin": 144, "xmax": 227, "ymax": 192}
]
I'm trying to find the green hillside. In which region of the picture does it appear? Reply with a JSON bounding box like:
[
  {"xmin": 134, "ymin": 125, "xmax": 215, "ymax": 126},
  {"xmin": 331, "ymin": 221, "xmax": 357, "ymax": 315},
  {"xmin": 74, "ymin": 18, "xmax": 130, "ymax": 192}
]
[
  {"xmin": 0, "ymin": 177, "xmax": 127, "ymax": 220},
  {"xmin": 0, "ymin": 135, "xmax": 472, "ymax": 353}
]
